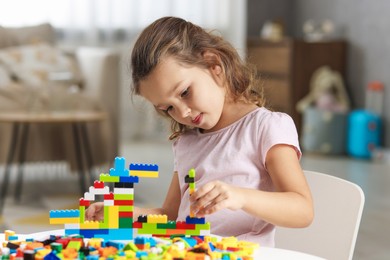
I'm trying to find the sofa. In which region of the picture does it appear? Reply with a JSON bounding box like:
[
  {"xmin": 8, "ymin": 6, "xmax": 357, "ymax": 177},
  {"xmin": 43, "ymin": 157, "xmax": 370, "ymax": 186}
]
[{"xmin": 0, "ymin": 23, "xmax": 120, "ymax": 170}]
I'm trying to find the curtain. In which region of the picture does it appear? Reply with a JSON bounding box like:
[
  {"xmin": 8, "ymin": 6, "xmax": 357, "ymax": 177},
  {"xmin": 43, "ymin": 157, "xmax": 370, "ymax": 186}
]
[
  {"xmin": 0, "ymin": 0, "xmax": 247, "ymax": 141},
  {"xmin": 0, "ymin": 0, "xmax": 247, "ymax": 54}
]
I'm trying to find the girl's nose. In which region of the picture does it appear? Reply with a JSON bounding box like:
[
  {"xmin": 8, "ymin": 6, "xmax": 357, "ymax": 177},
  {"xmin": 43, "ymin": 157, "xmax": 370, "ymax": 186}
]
[{"xmin": 177, "ymin": 104, "xmax": 191, "ymax": 118}]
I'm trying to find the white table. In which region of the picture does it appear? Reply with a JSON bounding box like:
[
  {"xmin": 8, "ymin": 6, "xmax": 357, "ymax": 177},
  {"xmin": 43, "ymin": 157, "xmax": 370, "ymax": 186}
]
[{"xmin": 1, "ymin": 229, "xmax": 325, "ymax": 259}]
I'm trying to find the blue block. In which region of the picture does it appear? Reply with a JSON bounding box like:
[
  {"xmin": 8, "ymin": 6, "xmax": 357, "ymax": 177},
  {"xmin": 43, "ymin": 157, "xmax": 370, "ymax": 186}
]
[
  {"xmin": 134, "ymin": 237, "xmax": 157, "ymax": 247},
  {"xmin": 209, "ymin": 242, "xmax": 216, "ymax": 251},
  {"xmin": 183, "ymin": 237, "xmax": 197, "ymax": 247},
  {"xmin": 50, "ymin": 209, "xmax": 80, "ymax": 218},
  {"xmin": 92, "ymin": 228, "xmax": 133, "ymax": 240},
  {"xmin": 136, "ymin": 251, "xmax": 148, "ymax": 258},
  {"xmin": 44, "ymin": 252, "xmax": 61, "ymax": 260},
  {"xmin": 65, "ymin": 229, "xmax": 109, "ymax": 239},
  {"xmin": 110, "ymin": 157, "xmax": 130, "ymax": 176},
  {"xmin": 105, "ymin": 241, "xmax": 126, "ymax": 250},
  {"xmin": 186, "ymin": 216, "xmax": 206, "ymax": 224},
  {"xmin": 119, "ymin": 176, "xmax": 139, "ymax": 183},
  {"xmin": 86, "ymin": 255, "xmax": 100, "ymax": 260},
  {"xmin": 129, "ymin": 163, "xmax": 158, "ymax": 172}
]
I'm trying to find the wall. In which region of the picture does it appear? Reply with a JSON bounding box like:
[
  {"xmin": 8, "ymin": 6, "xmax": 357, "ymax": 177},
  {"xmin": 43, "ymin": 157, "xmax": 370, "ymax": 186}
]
[{"xmin": 247, "ymin": 0, "xmax": 390, "ymax": 147}]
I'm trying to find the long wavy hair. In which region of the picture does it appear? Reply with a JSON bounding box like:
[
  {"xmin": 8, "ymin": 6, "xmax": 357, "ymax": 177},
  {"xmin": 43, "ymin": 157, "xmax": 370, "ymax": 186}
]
[{"xmin": 131, "ymin": 16, "xmax": 264, "ymax": 140}]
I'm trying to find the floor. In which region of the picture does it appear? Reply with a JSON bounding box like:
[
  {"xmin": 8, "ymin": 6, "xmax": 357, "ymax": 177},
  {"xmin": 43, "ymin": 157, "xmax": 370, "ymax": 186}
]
[{"xmin": 1, "ymin": 140, "xmax": 390, "ymax": 259}]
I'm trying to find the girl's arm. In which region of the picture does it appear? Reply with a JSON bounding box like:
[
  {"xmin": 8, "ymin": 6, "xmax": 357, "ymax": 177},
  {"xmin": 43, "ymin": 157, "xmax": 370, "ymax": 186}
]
[
  {"xmin": 86, "ymin": 171, "xmax": 181, "ymax": 221},
  {"xmin": 190, "ymin": 144, "xmax": 314, "ymax": 228}
]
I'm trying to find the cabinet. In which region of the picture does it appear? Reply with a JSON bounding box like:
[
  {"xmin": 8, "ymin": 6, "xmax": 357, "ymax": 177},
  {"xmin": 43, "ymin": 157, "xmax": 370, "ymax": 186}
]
[{"xmin": 247, "ymin": 37, "xmax": 347, "ymax": 133}]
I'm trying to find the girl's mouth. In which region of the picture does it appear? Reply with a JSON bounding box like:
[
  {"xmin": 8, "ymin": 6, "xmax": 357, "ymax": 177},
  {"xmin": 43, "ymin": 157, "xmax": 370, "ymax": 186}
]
[{"xmin": 192, "ymin": 114, "xmax": 202, "ymax": 125}]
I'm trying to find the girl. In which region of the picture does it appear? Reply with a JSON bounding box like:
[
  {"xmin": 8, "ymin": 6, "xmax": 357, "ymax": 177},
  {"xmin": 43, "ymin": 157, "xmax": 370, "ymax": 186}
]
[{"xmin": 86, "ymin": 16, "xmax": 313, "ymax": 247}]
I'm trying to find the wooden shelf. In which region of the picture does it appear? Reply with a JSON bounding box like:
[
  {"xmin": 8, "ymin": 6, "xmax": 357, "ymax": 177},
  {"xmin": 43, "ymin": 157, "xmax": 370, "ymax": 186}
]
[{"xmin": 247, "ymin": 37, "xmax": 347, "ymax": 133}]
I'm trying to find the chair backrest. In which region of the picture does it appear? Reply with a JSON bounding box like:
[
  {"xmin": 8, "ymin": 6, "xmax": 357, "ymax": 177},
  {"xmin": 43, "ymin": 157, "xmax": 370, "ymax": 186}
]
[{"xmin": 275, "ymin": 170, "xmax": 365, "ymax": 260}]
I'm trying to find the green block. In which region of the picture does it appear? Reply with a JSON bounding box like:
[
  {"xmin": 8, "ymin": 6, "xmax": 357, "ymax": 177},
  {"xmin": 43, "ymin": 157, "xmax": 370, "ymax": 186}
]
[
  {"xmin": 114, "ymin": 194, "xmax": 134, "ymax": 200},
  {"xmin": 189, "ymin": 183, "xmax": 195, "ymax": 189},
  {"xmin": 118, "ymin": 206, "xmax": 133, "ymax": 212},
  {"xmin": 99, "ymin": 174, "xmax": 120, "ymax": 182},
  {"xmin": 119, "ymin": 218, "xmax": 133, "ymax": 228},
  {"xmin": 137, "ymin": 223, "xmax": 167, "ymax": 235},
  {"xmin": 188, "ymin": 168, "xmax": 196, "ymax": 178},
  {"xmin": 185, "ymin": 229, "xmax": 201, "ymax": 236},
  {"xmin": 157, "ymin": 221, "xmax": 176, "ymax": 229},
  {"xmin": 67, "ymin": 240, "xmax": 82, "ymax": 250},
  {"xmin": 123, "ymin": 242, "xmax": 138, "ymax": 252},
  {"xmin": 99, "ymin": 206, "xmax": 110, "ymax": 229},
  {"xmin": 194, "ymin": 223, "xmax": 211, "ymax": 230},
  {"xmin": 79, "ymin": 206, "xmax": 85, "ymax": 223},
  {"xmin": 137, "ymin": 228, "xmax": 167, "ymax": 235}
]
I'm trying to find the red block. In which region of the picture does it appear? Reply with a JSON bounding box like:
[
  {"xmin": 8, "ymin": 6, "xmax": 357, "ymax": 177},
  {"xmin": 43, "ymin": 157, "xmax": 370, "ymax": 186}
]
[
  {"xmin": 114, "ymin": 200, "xmax": 134, "ymax": 206},
  {"xmin": 176, "ymin": 221, "xmax": 195, "ymax": 230},
  {"xmin": 79, "ymin": 198, "xmax": 90, "ymax": 206},
  {"xmin": 104, "ymin": 192, "xmax": 114, "ymax": 200},
  {"xmin": 94, "ymin": 181, "xmax": 105, "ymax": 188},
  {"xmin": 133, "ymin": 222, "xmax": 143, "ymax": 228},
  {"xmin": 119, "ymin": 212, "xmax": 133, "ymax": 218}
]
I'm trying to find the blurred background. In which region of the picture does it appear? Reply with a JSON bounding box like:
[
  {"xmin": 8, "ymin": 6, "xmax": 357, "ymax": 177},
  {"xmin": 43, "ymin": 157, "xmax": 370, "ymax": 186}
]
[{"xmin": 0, "ymin": 1, "xmax": 389, "ymax": 259}]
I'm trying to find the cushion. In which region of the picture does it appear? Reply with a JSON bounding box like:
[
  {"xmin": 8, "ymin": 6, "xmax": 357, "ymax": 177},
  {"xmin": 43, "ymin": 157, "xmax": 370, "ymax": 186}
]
[
  {"xmin": 0, "ymin": 43, "xmax": 82, "ymax": 88},
  {"xmin": 0, "ymin": 26, "xmax": 18, "ymax": 48},
  {"xmin": 3, "ymin": 23, "xmax": 56, "ymax": 46}
]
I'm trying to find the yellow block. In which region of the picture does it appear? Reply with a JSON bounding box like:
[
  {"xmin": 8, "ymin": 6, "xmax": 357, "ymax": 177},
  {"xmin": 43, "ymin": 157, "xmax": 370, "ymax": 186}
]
[
  {"xmin": 108, "ymin": 206, "xmax": 119, "ymax": 228},
  {"xmin": 50, "ymin": 217, "xmax": 80, "ymax": 224},
  {"xmin": 130, "ymin": 170, "xmax": 158, "ymax": 178},
  {"xmin": 5, "ymin": 230, "xmax": 15, "ymax": 241},
  {"xmin": 88, "ymin": 238, "xmax": 103, "ymax": 248},
  {"xmin": 80, "ymin": 221, "xmax": 101, "ymax": 229},
  {"xmin": 147, "ymin": 214, "xmax": 168, "ymax": 223}
]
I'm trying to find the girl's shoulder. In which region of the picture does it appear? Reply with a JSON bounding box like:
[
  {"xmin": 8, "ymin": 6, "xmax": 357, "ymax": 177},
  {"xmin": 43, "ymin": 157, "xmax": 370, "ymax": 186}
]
[{"xmin": 249, "ymin": 107, "xmax": 295, "ymax": 125}]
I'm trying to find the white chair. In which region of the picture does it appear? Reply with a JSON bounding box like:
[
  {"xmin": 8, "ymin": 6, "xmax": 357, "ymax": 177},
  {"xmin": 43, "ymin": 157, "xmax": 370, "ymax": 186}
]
[{"xmin": 275, "ymin": 170, "xmax": 365, "ymax": 260}]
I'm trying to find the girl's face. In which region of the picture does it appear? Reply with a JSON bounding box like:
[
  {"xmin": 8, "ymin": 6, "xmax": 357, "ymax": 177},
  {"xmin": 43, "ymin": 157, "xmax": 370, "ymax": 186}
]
[{"xmin": 139, "ymin": 56, "xmax": 226, "ymax": 132}]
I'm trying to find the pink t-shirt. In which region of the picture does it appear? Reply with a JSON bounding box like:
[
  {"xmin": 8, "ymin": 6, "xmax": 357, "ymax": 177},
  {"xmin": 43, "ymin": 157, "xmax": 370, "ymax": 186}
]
[{"xmin": 173, "ymin": 107, "xmax": 301, "ymax": 247}]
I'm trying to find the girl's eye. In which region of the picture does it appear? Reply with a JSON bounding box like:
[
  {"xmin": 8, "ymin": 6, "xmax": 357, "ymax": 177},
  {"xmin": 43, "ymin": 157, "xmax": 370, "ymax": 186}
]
[
  {"xmin": 164, "ymin": 106, "xmax": 173, "ymax": 113},
  {"xmin": 181, "ymin": 87, "xmax": 190, "ymax": 98}
]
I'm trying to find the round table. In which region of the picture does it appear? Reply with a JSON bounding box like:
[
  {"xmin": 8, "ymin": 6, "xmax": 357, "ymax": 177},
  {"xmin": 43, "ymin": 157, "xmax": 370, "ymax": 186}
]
[{"xmin": 0, "ymin": 111, "xmax": 107, "ymax": 214}]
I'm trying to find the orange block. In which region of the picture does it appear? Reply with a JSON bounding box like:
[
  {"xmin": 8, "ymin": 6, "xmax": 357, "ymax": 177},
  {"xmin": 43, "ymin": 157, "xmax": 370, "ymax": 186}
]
[
  {"xmin": 25, "ymin": 242, "xmax": 44, "ymax": 250},
  {"xmin": 166, "ymin": 229, "xmax": 186, "ymax": 235}
]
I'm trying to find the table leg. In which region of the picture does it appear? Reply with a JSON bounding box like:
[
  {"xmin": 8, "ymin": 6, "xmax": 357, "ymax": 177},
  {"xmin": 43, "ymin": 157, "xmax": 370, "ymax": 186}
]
[
  {"xmin": 79, "ymin": 122, "xmax": 95, "ymax": 185},
  {"xmin": 14, "ymin": 123, "xmax": 29, "ymax": 202},
  {"xmin": 72, "ymin": 123, "xmax": 87, "ymax": 197},
  {"xmin": 0, "ymin": 123, "xmax": 20, "ymax": 215}
]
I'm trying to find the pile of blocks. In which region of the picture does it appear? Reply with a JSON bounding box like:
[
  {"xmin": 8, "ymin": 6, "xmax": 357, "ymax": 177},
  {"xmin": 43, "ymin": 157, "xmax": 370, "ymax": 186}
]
[{"xmin": 1, "ymin": 230, "xmax": 259, "ymax": 259}]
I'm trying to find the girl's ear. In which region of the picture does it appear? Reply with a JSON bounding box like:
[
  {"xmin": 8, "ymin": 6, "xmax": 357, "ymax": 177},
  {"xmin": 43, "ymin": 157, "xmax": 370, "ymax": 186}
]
[{"xmin": 202, "ymin": 51, "xmax": 222, "ymax": 76}]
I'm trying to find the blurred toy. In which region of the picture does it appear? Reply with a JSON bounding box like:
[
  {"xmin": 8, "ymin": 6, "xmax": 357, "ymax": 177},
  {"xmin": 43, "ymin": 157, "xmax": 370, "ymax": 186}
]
[
  {"xmin": 296, "ymin": 66, "xmax": 350, "ymax": 113},
  {"xmin": 303, "ymin": 19, "xmax": 335, "ymax": 41},
  {"xmin": 365, "ymin": 81, "xmax": 384, "ymax": 116},
  {"xmin": 260, "ymin": 20, "xmax": 284, "ymax": 41}
]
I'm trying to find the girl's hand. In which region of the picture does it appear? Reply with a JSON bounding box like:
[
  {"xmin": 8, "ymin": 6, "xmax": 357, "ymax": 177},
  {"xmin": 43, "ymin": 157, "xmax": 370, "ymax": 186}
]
[
  {"xmin": 189, "ymin": 181, "xmax": 244, "ymax": 217},
  {"xmin": 85, "ymin": 202, "xmax": 104, "ymax": 221}
]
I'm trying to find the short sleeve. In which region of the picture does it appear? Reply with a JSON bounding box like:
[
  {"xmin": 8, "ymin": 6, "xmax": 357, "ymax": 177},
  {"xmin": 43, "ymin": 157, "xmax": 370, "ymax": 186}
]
[{"xmin": 258, "ymin": 111, "xmax": 302, "ymax": 166}]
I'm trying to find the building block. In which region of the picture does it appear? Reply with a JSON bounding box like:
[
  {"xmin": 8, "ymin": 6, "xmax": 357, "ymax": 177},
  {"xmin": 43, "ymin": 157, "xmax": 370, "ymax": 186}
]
[
  {"xmin": 186, "ymin": 216, "xmax": 206, "ymax": 224},
  {"xmin": 110, "ymin": 157, "xmax": 130, "ymax": 177},
  {"xmin": 129, "ymin": 163, "xmax": 159, "ymax": 178},
  {"xmin": 147, "ymin": 214, "xmax": 168, "ymax": 224},
  {"xmin": 93, "ymin": 181, "xmax": 105, "ymax": 188},
  {"xmin": 50, "ymin": 210, "xmax": 80, "ymax": 218},
  {"xmin": 79, "ymin": 198, "xmax": 90, "ymax": 207},
  {"xmin": 49, "ymin": 157, "xmax": 209, "ymax": 241}
]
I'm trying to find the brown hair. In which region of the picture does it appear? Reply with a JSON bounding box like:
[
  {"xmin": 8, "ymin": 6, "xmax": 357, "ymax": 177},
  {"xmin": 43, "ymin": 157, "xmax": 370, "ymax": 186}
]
[{"xmin": 131, "ymin": 16, "xmax": 264, "ymax": 139}]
